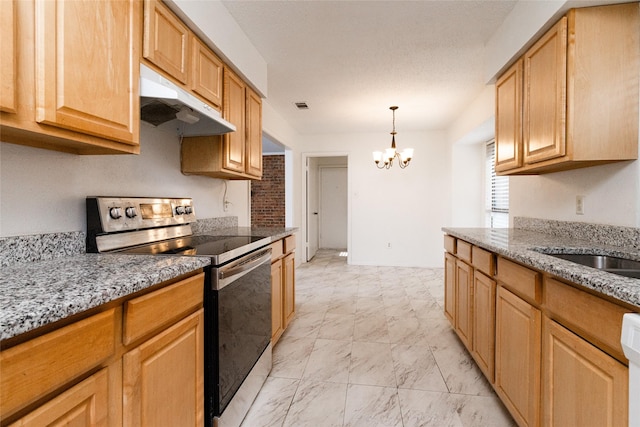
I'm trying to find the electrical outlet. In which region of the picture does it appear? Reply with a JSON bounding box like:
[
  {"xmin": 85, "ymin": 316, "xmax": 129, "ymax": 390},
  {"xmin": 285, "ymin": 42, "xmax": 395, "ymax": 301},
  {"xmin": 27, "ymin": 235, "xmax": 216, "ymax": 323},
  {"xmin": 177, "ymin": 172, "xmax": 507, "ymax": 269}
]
[
  {"xmin": 387, "ymin": 242, "xmax": 392, "ymax": 249},
  {"xmin": 576, "ymin": 195, "xmax": 585, "ymax": 215}
]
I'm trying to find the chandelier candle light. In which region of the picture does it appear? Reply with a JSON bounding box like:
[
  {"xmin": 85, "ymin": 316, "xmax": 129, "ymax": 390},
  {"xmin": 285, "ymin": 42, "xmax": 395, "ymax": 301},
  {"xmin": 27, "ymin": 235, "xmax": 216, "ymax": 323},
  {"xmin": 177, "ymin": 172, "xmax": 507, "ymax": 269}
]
[{"xmin": 373, "ymin": 106, "xmax": 414, "ymax": 169}]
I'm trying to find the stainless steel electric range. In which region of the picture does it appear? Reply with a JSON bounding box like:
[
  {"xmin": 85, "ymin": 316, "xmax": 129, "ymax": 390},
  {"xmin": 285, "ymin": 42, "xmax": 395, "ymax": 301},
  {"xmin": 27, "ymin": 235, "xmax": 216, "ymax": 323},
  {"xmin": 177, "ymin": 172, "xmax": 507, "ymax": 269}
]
[{"xmin": 86, "ymin": 196, "xmax": 272, "ymax": 427}]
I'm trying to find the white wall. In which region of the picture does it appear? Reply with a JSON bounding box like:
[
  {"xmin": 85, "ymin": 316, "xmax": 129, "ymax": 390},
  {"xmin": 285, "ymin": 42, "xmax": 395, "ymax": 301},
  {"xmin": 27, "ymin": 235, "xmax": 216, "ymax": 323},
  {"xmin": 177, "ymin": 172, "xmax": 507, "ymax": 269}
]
[
  {"xmin": 449, "ymin": 143, "xmax": 485, "ymax": 227},
  {"xmin": 298, "ymin": 130, "xmax": 450, "ymax": 268},
  {"xmin": 446, "ymin": 85, "xmax": 496, "ymax": 228},
  {"xmin": 0, "ymin": 125, "xmax": 249, "ymax": 237},
  {"xmin": 510, "ymin": 161, "xmax": 640, "ymax": 227}
]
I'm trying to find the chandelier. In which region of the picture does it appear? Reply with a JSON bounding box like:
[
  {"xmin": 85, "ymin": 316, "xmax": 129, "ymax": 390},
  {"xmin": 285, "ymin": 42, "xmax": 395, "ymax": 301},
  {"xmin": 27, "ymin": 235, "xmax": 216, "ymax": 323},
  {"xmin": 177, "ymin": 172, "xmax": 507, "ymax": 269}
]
[{"xmin": 373, "ymin": 106, "xmax": 413, "ymax": 169}]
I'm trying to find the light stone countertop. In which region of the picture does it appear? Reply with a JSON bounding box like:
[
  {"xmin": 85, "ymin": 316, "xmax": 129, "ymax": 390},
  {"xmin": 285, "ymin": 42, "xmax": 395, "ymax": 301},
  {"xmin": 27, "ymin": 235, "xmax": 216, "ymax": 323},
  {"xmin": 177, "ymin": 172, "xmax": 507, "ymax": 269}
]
[
  {"xmin": 442, "ymin": 227, "xmax": 640, "ymax": 309},
  {"xmin": 0, "ymin": 254, "xmax": 211, "ymax": 342}
]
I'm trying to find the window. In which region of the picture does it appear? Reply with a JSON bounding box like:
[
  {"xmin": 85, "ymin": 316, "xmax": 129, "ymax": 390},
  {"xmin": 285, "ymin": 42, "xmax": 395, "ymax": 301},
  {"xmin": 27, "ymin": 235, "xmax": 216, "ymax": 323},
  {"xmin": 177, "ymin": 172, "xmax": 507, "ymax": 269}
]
[{"xmin": 485, "ymin": 140, "xmax": 509, "ymax": 228}]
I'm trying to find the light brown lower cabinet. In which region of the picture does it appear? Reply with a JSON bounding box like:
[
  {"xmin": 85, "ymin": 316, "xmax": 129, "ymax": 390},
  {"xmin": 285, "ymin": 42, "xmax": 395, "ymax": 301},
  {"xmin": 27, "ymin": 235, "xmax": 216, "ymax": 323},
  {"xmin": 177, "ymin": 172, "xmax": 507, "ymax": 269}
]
[
  {"xmin": 283, "ymin": 252, "xmax": 296, "ymax": 328},
  {"xmin": 542, "ymin": 316, "xmax": 628, "ymax": 427},
  {"xmin": 444, "ymin": 235, "xmax": 633, "ymax": 427},
  {"xmin": 454, "ymin": 259, "xmax": 473, "ymax": 349},
  {"xmin": 471, "ymin": 270, "xmax": 496, "ymax": 381},
  {"xmin": 495, "ymin": 286, "xmax": 541, "ymax": 427},
  {"xmin": 444, "ymin": 252, "xmax": 456, "ymax": 324},
  {"xmin": 1, "ymin": 271, "xmax": 205, "ymax": 426},
  {"xmin": 8, "ymin": 368, "xmax": 110, "ymax": 427},
  {"xmin": 271, "ymin": 235, "xmax": 296, "ymax": 346},
  {"xmin": 271, "ymin": 257, "xmax": 284, "ymax": 344},
  {"xmin": 123, "ymin": 309, "xmax": 204, "ymax": 427}
]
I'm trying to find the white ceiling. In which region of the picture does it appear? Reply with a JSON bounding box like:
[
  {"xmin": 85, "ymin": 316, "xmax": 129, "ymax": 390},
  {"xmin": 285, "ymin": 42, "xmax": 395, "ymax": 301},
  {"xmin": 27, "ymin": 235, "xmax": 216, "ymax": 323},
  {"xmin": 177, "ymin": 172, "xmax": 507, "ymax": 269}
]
[{"xmin": 220, "ymin": 0, "xmax": 518, "ymax": 137}]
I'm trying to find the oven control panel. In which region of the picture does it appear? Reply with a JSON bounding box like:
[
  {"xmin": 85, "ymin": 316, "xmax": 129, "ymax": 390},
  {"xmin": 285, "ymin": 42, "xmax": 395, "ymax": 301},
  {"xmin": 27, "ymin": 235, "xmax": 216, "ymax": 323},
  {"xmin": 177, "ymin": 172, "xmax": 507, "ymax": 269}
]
[{"xmin": 87, "ymin": 197, "xmax": 196, "ymax": 233}]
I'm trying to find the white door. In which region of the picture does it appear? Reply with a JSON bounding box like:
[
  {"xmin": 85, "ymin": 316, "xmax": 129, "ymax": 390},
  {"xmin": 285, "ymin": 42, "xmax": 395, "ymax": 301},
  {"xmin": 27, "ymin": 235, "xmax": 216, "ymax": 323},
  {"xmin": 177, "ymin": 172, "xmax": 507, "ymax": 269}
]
[
  {"xmin": 319, "ymin": 166, "xmax": 347, "ymax": 249},
  {"xmin": 306, "ymin": 158, "xmax": 319, "ymax": 261}
]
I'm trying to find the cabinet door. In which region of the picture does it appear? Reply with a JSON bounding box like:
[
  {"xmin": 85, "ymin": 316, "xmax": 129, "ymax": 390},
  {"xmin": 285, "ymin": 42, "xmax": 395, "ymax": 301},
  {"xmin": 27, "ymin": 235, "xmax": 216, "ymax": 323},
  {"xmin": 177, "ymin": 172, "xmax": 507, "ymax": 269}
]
[
  {"xmin": 495, "ymin": 59, "xmax": 523, "ymax": 172},
  {"xmin": 283, "ymin": 253, "xmax": 296, "ymax": 328},
  {"xmin": 35, "ymin": 0, "xmax": 139, "ymax": 145},
  {"xmin": 523, "ymin": 17, "xmax": 567, "ymax": 165},
  {"xmin": 143, "ymin": 0, "xmax": 189, "ymax": 84},
  {"xmin": 455, "ymin": 260, "xmax": 473, "ymax": 349},
  {"xmin": 495, "ymin": 286, "xmax": 541, "ymax": 427},
  {"xmin": 0, "ymin": 0, "xmax": 16, "ymax": 113},
  {"xmin": 472, "ymin": 270, "xmax": 496, "ymax": 382},
  {"xmin": 271, "ymin": 259, "xmax": 284, "ymax": 345},
  {"xmin": 123, "ymin": 309, "xmax": 204, "ymax": 427},
  {"xmin": 542, "ymin": 317, "xmax": 628, "ymax": 427},
  {"xmin": 191, "ymin": 36, "xmax": 223, "ymax": 109},
  {"xmin": 245, "ymin": 87, "xmax": 263, "ymax": 178},
  {"xmin": 8, "ymin": 369, "xmax": 109, "ymax": 427},
  {"xmin": 444, "ymin": 253, "xmax": 456, "ymax": 324},
  {"xmin": 222, "ymin": 68, "xmax": 246, "ymax": 174}
]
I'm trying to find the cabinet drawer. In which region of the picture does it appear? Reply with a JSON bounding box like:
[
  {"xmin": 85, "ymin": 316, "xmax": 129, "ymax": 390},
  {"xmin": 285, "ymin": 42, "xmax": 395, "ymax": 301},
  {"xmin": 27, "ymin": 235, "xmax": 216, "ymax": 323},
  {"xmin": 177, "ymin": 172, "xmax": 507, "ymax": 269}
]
[
  {"xmin": 496, "ymin": 257, "xmax": 541, "ymax": 304},
  {"xmin": 124, "ymin": 273, "xmax": 204, "ymax": 345},
  {"xmin": 271, "ymin": 241, "xmax": 284, "ymax": 261},
  {"xmin": 284, "ymin": 235, "xmax": 296, "ymax": 253},
  {"xmin": 472, "ymin": 246, "xmax": 495, "ymax": 276},
  {"xmin": 457, "ymin": 240, "xmax": 472, "ymax": 263},
  {"xmin": 544, "ymin": 277, "xmax": 631, "ymax": 363},
  {"xmin": 444, "ymin": 235, "xmax": 456, "ymax": 254},
  {"xmin": 1, "ymin": 309, "xmax": 117, "ymax": 418}
]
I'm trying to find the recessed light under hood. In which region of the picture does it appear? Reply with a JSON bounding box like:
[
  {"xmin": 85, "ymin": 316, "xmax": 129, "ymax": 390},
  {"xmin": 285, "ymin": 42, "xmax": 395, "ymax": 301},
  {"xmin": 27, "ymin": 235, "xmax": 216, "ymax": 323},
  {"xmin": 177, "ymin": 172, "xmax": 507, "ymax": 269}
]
[{"xmin": 139, "ymin": 64, "xmax": 236, "ymax": 136}]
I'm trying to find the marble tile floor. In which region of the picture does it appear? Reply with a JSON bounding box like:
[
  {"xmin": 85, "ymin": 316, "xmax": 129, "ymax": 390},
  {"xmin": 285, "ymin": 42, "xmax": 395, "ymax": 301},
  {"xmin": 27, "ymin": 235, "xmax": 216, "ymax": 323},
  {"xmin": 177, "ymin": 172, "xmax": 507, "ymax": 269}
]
[{"xmin": 241, "ymin": 249, "xmax": 516, "ymax": 427}]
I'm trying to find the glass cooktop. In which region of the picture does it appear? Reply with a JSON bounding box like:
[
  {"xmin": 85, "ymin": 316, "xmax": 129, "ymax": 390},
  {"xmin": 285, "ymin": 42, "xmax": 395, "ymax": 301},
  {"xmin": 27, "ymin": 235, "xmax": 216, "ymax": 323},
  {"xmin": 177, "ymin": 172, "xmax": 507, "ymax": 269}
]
[{"xmin": 117, "ymin": 235, "xmax": 270, "ymax": 265}]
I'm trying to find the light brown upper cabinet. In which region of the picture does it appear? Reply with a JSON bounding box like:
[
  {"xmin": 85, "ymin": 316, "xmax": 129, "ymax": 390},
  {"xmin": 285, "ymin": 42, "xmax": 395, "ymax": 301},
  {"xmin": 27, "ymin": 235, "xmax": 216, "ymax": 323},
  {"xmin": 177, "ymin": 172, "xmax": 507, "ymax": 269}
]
[
  {"xmin": 142, "ymin": 0, "xmax": 223, "ymax": 111},
  {"xmin": 191, "ymin": 36, "xmax": 223, "ymax": 109},
  {"xmin": 1, "ymin": 0, "xmax": 141, "ymax": 154},
  {"xmin": 523, "ymin": 18, "xmax": 567, "ymax": 166},
  {"xmin": 143, "ymin": 0, "xmax": 189, "ymax": 84},
  {"xmin": 245, "ymin": 86, "xmax": 264, "ymax": 178},
  {"xmin": 181, "ymin": 66, "xmax": 263, "ymax": 180},
  {"xmin": 0, "ymin": 0, "xmax": 16, "ymax": 114},
  {"xmin": 223, "ymin": 67, "xmax": 248, "ymax": 175},
  {"xmin": 495, "ymin": 3, "xmax": 639, "ymax": 175},
  {"xmin": 495, "ymin": 59, "xmax": 523, "ymax": 173}
]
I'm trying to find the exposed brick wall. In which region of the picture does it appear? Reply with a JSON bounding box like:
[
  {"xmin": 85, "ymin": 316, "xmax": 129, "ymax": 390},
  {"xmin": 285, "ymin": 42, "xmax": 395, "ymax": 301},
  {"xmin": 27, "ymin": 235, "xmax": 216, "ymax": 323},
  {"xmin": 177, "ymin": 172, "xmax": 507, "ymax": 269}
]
[{"xmin": 251, "ymin": 155, "xmax": 285, "ymax": 227}]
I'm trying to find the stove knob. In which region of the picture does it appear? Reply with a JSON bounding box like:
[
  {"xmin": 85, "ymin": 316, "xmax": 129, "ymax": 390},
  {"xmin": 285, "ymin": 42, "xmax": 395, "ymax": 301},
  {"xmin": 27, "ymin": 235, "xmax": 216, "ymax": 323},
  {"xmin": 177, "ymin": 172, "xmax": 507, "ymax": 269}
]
[
  {"xmin": 175, "ymin": 205, "xmax": 186, "ymax": 215},
  {"xmin": 109, "ymin": 207, "xmax": 122, "ymax": 219},
  {"xmin": 125, "ymin": 207, "xmax": 137, "ymax": 218},
  {"xmin": 184, "ymin": 206, "xmax": 193, "ymax": 215}
]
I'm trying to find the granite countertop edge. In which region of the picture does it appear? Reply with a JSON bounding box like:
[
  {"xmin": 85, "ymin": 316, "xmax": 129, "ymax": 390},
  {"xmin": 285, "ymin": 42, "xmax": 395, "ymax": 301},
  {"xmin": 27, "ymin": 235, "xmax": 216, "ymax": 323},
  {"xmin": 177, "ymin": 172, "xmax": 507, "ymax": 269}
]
[
  {"xmin": 442, "ymin": 227, "xmax": 640, "ymax": 309},
  {"xmin": 0, "ymin": 228, "xmax": 298, "ymax": 342}
]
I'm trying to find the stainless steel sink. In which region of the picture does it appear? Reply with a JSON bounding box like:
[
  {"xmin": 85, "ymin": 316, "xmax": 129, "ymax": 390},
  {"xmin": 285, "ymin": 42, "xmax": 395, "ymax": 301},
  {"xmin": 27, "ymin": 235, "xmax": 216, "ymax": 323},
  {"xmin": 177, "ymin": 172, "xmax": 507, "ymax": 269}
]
[{"xmin": 547, "ymin": 253, "xmax": 640, "ymax": 279}]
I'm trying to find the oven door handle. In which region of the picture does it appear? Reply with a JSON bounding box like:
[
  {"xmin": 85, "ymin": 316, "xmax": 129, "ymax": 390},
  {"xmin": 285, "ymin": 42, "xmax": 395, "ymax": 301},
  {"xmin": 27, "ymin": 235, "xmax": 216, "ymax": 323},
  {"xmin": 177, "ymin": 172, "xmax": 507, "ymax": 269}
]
[{"xmin": 217, "ymin": 248, "xmax": 271, "ymax": 289}]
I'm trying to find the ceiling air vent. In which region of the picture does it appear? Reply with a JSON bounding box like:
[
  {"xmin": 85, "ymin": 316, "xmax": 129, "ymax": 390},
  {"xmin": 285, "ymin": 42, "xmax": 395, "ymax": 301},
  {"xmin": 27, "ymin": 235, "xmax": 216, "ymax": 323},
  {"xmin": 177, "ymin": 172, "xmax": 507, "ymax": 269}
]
[{"xmin": 295, "ymin": 102, "xmax": 309, "ymax": 110}]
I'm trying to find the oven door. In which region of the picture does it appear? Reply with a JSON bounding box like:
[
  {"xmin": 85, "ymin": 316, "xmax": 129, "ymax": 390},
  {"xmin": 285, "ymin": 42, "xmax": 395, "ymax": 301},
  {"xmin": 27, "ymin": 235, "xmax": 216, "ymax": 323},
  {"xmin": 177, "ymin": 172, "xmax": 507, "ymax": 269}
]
[{"xmin": 206, "ymin": 247, "xmax": 272, "ymax": 419}]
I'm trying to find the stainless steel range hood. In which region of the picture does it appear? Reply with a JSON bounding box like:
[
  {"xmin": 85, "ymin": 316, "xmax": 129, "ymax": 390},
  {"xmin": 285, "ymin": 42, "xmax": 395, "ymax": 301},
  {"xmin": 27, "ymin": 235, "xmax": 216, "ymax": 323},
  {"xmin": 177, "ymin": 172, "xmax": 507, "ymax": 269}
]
[{"xmin": 140, "ymin": 64, "xmax": 235, "ymax": 136}]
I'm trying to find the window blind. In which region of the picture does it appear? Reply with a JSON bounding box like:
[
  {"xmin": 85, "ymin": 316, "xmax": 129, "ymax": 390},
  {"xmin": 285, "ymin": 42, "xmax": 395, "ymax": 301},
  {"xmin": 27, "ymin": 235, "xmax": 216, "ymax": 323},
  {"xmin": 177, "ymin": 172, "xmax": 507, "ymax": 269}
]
[{"xmin": 485, "ymin": 140, "xmax": 509, "ymax": 228}]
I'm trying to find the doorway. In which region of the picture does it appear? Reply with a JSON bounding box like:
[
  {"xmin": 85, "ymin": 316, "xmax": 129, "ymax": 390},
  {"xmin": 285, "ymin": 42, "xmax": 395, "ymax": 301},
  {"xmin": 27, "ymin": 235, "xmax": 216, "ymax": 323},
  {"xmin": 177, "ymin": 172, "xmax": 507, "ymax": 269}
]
[{"xmin": 305, "ymin": 155, "xmax": 348, "ymax": 261}]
